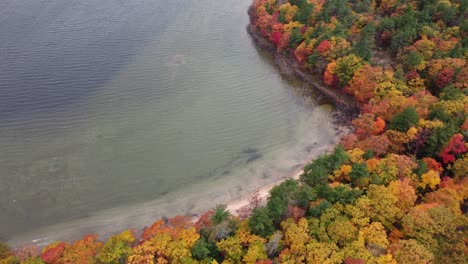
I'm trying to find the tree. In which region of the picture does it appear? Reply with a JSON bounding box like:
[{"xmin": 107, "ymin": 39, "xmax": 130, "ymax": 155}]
[
  {"xmin": 61, "ymin": 234, "xmax": 103, "ymax": 264},
  {"xmin": 390, "ymin": 28, "xmax": 417, "ymax": 52},
  {"xmin": 353, "ymin": 135, "xmax": 391, "ymax": 156},
  {"xmin": 439, "ymin": 133, "xmax": 467, "ymax": 164},
  {"xmin": 249, "ymin": 207, "xmax": 274, "ymax": 237},
  {"xmin": 361, "ymin": 222, "xmax": 390, "ymax": 255},
  {"xmin": 422, "ymin": 157, "xmax": 443, "ymax": 173},
  {"xmin": 402, "ymin": 203, "xmax": 460, "ymax": 256},
  {"xmin": 277, "ymin": 32, "xmax": 291, "ymax": 52},
  {"xmin": 352, "ymin": 23, "xmax": 375, "ymax": 62},
  {"xmin": 41, "ymin": 242, "xmax": 67, "ymax": 264},
  {"xmin": 243, "ymin": 238, "xmax": 268, "ymax": 264},
  {"xmin": 352, "ymin": 114, "xmax": 386, "ymax": 139},
  {"xmin": 402, "ymin": 51, "xmax": 425, "ymax": 71},
  {"xmin": 390, "ymin": 239, "xmax": 434, "ymax": 264},
  {"xmin": 346, "ymin": 65, "xmax": 384, "ymax": 104},
  {"xmin": 265, "ymin": 231, "xmax": 283, "ymax": 258},
  {"xmin": 326, "ymin": 218, "xmax": 357, "ymax": 246},
  {"xmin": 289, "ymin": 27, "xmax": 303, "ymax": 47},
  {"xmin": 426, "ymin": 58, "xmax": 466, "ymax": 91},
  {"xmin": 334, "ymin": 54, "xmax": 367, "ymax": 87},
  {"xmin": 317, "ymin": 40, "xmax": 332, "ymax": 57},
  {"xmin": 411, "ymin": 38, "xmax": 435, "ymax": 60},
  {"xmin": 388, "ymin": 106, "xmax": 419, "ymax": 132},
  {"xmin": 142, "ymin": 220, "xmax": 170, "ymax": 241},
  {"xmin": 152, "ymin": 228, "xmax": 200, "ymax": 263},
  {"xmin": 293, "ymin": 0, "xmax": 314, "ymax": 25},
  {"xmin": 374, "ymin": 154, "xmax": 418, "ymax": 183},
  {"xmin": 212, "ymin": 205, "xmax": 230, "ymax": 225},
  {"xmin": 387, "ymin": 179, "xmax": 417, "ymax": 213},
  {"xmin": 426, "ymin": 184, "xmax": 464, "ymax": 216},
  {"xmin": 127, "ymin": 240, "xmax": 157, "ymax": 264},
  {"xmin": 216, "ymin": 228, "xmax": 267, "ymax": 264},
  {"xmin": 191, "ymin": 238, "xmax": 212, "ymax": 261},
  {"xmin": 301, "ymin": 145, "xmax": 349, "ymax": 187},
  {"xmin": 452, "ymin": 154, "xmax": 468, "ymax": 179},
  {"xmin": 349, "ymin": 163, "xmax": 370, "ymax": 188},
  {"xmin": 278, "ymin": 3, "xmax": 298, "ymax": 23},
  {"xmin": 0, "ymin": 243, "xmax": 13, "ymax": 261},
  {"xmin": 364, "ymin": 185, "xmax": 402, "ymax": 229},
  {"xmin": 420, "ymin": 170, "xmax": 441, "ymax": 190},
  {"xmin": 294, "ymin": 41, "xmax": 313, "ymax": 63},
  {"xmin": 96, "ymin": 230, "xmax": 136, "ymax": 264},
  {"xmin": 280, "ymin": 218, "xmax": 310, "ymax": 262},
  {"xmin": 435, "ymin": 68, "xmax": 455, "ymax": 89},
  {"xmin": 323, "ymin": 61, "xmax": 337, "ymax": 87},
  {"xmin": 194, "ymin": 210, "xmax": 214, "ymax": 231}
]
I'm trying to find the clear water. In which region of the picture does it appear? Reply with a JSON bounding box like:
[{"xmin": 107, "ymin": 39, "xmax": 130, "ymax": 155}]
[{"xmin": 0, "ymin": 0, "xmax": 337, "ymax": 245}]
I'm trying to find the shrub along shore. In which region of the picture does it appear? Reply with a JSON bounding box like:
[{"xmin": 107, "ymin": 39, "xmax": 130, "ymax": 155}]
[{"xmin": 1, "ymin": 0, "xmax": 467, "ymax": 263}]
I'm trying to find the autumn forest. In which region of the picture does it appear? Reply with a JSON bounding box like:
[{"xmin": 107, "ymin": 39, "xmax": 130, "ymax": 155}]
[{"xmin": 1, "ymin": 0, "xmax": 467, "ymax": 263}]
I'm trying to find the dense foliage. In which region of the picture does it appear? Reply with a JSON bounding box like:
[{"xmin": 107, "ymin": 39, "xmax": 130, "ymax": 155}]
[{"xmin": 2, "ymin": 0, "xmax": 467, "ymax": 263}]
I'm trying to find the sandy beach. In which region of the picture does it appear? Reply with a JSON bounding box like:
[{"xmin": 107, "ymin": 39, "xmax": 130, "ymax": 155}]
[{"xmin": 225, "ymin": 123, "xmax": 351, "ymax": 218}]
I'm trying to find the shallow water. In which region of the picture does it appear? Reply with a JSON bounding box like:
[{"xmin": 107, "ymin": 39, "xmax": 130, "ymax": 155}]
[{"xmin": 0, "ymin": 0, "xmax": 337, "ymax": 245}]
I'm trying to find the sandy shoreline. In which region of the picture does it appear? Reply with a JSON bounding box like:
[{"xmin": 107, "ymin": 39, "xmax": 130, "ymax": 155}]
[
  {"xmin": 225, "ymin": 168, "xmax": 302, "ymax": 214},
  {"xmin": 223, "ymin": 124, "xmax": 350, "ymax": 218}
]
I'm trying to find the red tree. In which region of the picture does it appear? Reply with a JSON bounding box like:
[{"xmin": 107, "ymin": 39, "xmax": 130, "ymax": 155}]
[
  {"xmin": 439, "ymin": 134, "xmax": 467, "ymax": 164},
  {"xmin": 41, "ymin": 242, "xmax": 67, "ymax": 264},
  {"xmin": 435, "ymin": 68, "xmax": 455, "ymax": 89}
]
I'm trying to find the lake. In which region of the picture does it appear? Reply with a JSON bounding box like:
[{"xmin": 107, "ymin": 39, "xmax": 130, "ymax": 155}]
[{"xmin": 0, "ymin": 0, "xmax": 337, "ymax": 245}]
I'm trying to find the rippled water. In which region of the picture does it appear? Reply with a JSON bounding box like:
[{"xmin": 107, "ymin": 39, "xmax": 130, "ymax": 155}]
[{"xmin": 0, "ymin": 0, "xmax": 336, "ymax": 245}]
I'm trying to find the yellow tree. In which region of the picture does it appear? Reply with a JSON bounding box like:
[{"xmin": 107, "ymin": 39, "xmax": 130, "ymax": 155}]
[
  {"xmin": 278, "ymin": 3, "xmax": 298, "ymax": 23},
  {"xmin": 419, "ymin": 170, "xmax": 441, "ymax": 190},
  {"xmin": 387, "ymin": 179, "xmax": 417, "ymax": 213},
  {"xmin": 362, "ymin": 185, "xmax": 402, "ymax": 229},
  {"xmin": 127, "ymin": 240, "xmax": 157, "ymax": 264},
  {"xmin": 389, "ymin": 239, "xmax": 434, "ymax": 264},
  {"xmin": 61, "ymin": 234, "xmax": 103, "ymax": 264},
  {"xmin": 452, "ymin": 154, "xmax": 468, "ymax": 179},
  {"xmin": 326, "ymin": 218, "xmax": 357, "ymax": 247},
  {"xmin": 128, "ymin": 223, "xmax": 199, "ymax": 264},
  {"xmin": 281, "ymin": 218, "xmax": 310, "ymax": 262},
  {"xmin": 217, "ymin": 222, "xmax": 267, "ymax": 264},
  {"xmin": 305, "ymin": 240, "xmax": 342, "ymax": 264},
  {"xmin": 360, "ymin": 222, "xmax": 389, "ymax": 256},
  {"xmin": 96, "ymin": 230, "xmax": 136, "ymax": 264}
]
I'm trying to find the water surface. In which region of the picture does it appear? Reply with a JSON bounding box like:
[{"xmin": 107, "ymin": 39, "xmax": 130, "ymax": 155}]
[{"xmin": 0, "ymin": 0, "xmax": 337, "ymax": 245}]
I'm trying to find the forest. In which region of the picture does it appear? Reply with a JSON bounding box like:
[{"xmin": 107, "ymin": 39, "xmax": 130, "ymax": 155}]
[{"xmin": 1, "ymin": 0, "xmax": 467, "ymax": 263}]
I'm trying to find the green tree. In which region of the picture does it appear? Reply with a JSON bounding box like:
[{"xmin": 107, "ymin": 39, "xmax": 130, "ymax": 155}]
[
  {"xmin": 249, "ymin": 207, "xmax": 275, "ymax": 237},
  {"xmin": 390, "ymin": 28, "xmax": 417, "ymax": 52},
  {"xmin": 301, "ymin": 145, "xmax": 349, "ymax": 187},
  {"xmin": 352, "ymin": 23, "xmax": 375, "ymax": 61},
  {"xmin": 212, "ymin": 205, "xmax": 230, "ymax": 225},
  {"xmin": 293, "ymin": 0, "xmax": 314, "ymax": 25},
  {"xmin": 334, "ymin": 54, "xmax": 367, "ymax": 87},
  {"xmin": 349, "ymin": 163, "xmax": 370, "ymax": 186},
  {"xmin": 403, "ymin": 51, "xmax": 424, "ymax": 70},
  {"xmin": 191, "ymin": 238, "xmax": 212, "ymax": 260},
  {"xmin": 267, "ymin": 180, "xmax": 300, "ymax": 224},
  {"xmin": 388, "ymin": 106, "xmax": 419, "ymax": 132},
  {"xmin": 289, "ymin": 28, "xmax": 302, "ymax": 48}
]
